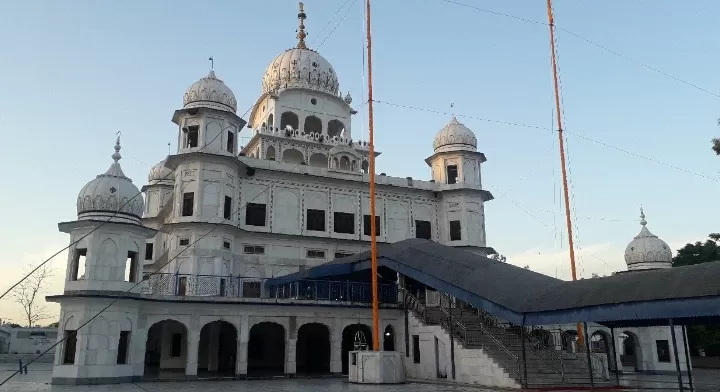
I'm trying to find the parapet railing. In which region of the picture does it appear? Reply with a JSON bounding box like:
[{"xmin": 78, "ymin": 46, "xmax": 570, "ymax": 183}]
[{"xmin": 141, "ymin": 273, "xmax": 398, "ymax": 304}]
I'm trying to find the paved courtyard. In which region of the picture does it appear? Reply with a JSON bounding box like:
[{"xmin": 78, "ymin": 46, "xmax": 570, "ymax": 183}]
[{"xmin": 3, "ymin": 363, "xmax": 720, "ymax": 392}]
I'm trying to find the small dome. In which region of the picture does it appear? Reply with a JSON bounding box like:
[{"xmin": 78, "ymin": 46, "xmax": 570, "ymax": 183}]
[
  {"xmin": 262, "ymin": 48, "xmax": 340, "ymax": 97},
  {"xmin": 76, "ymin": 138, "xmax": 144, "ymax": 224},
  {"xmin": 148, "ymin": 158, "xmax": 174, "ymax": 186},
  {"xmin": 183, "ymin": 70, "xmax": 237, "ymax": 113},
  {"xmin": 433, "ymin": 116, "xmax": 478, "ymax": 153},
  {"xmin": 624, "ymin": 208, "xmax": 672, "ymax": 271}
]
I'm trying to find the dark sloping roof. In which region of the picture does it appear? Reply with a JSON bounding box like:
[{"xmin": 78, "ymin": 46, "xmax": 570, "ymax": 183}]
[{"xmin": 270, "ymin": 238, "xmax": 720, "ymax": 326}]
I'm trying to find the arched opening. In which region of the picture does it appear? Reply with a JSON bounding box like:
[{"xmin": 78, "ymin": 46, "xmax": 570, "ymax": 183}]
[
  {"xmin": 591, "ymin": 330, "xmax": 616, "ymax": 373},
  {"xmin": 332, "ymin": 157, "xmax": 339, "ymax": 169},
  {"xmin": 296, "ymin": 323, "xmax": 331, "ymax": 375},
  {"xmin": 266, "ymin": 145, "xmax": 276, "ymax": 161},
  {"xmin": 267, "ymin": 114, "xmax": 274, "ymax": 130},
  {"xmin": 309, "ymin": 153, "xmax": 328, "ymax": 168},
  {"xmin": 351, "ymin": 160, "xmax": 357, "ymax": 172},
  {"xmin": 341, "ymin": 323, "xmax": 373, "ymax": 374},
  {"xmin": 304, "ymin": 115, "xmax": 322, "ymax": 136},
  {"xmin": 531, "ymin": 328, "xmax": 554, "ymax": 349},
  {"xmin": 361, "ymin": 160, "xmax": 369, "ymax": 174},
  {"xmin": 621, "ymin": 331, "xmax": 643, "ymax": 371},
  {"xmin": 327, "ymin": 119, "xmax": 345, "ymax": 138},
  {"xmin": 562, "ymin": 330, "xmax": 579, "ymax": 353},
  {"xmin": 383, "ymin": 325, "xmax": 395, "ymax": 351},
  {"xmin": 339, "ymin": 156, "xmax": 350, "ymax": 171},
  {"xmin": 280, "ymin": 111, "xmax": 299, "ymax": 131},
  {"xmin": 282, "ymin": 148, "xmax": 304, "ymax": 165},
  {"xmin": 248, "ymin": 322, "xmax": 285, "ymax": 376},
  {"xmin": 144, "ymin": 319, "xmax": 188, "ymax": 379},
  {"xmin": 197, "ymin": 321, "xmax": 237, "ymax": 378}
]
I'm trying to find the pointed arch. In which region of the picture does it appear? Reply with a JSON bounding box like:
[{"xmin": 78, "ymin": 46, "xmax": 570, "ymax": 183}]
[
  {"xmin": 280, "ymin": 112, "xmax": 299, "ymax": 131},
  {"xmin": 309, "ymin": 153, "xmax": 328, "ymax": 168},
  {"xmin": 266, "ymin": 145, "xmax": 276, "ymax": 161},
  {"xmin": 327, "ymin": 119, "xmax": 344, "ymax": 138},
  {"xmin": 304, "ymin": 115, "xmax": 322, "ymax": 135}
]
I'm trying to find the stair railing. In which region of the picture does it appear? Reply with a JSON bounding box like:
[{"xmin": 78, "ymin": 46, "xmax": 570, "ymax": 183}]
[
  {"xmin": 537, "ymin": 327, "xmax": 609, "ymax": 380},
  {"xmin": 435, "ymin": 292, "xmax": 522, "ymax": 381}
]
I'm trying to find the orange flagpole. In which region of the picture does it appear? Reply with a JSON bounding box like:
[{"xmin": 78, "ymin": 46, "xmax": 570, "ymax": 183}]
[
  {"xmin": 545, "ymin": 0, "xmax": 584, "ymax": 344},
  {"xmin": 365, "ymin": 0, "xmax": 380, "ymax": 351}
]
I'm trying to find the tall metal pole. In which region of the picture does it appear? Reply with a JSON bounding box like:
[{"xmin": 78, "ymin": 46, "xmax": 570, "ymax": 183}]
[
  {"xmin": 545, "ymin": 0, "xmax": 584, "ymax": 346},
  {"xmin": 365, "ymin": 0, "xmax": 380, "ymax": 352},
  {"xmin": 670, "ymin": 319, "xmax": 685, "ymax": 392},
  {"xmin": 682, "ymin": 325, "xmax": 694, "ymax": 392},
  {"xmin": 583, "ymin": 322, "xmax": 595, "ymax": 390}
]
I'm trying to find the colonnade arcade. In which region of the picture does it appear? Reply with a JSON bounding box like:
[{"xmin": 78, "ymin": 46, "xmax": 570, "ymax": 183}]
[{"xmin": 142, "ymin": 316, "xmax": 398, "ymax": 379}]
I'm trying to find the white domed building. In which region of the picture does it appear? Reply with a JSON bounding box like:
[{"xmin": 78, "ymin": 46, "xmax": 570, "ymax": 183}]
[
  {"xmin": 48, "ymin": 3, "xmax": 688, "ymax": 388},
  {"xmin": 624, "ymin": 208, "xmax": 673, "ymax": 272}
]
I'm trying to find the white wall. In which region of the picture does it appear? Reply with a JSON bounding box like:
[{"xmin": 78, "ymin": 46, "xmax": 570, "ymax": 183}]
[
  {"xmin": 7, "ymin": 328, "xmax": 57, "ymax": 354},
  {"xmin": 406, "ymin": 313, "xmax": 520, "ymax": 388}
]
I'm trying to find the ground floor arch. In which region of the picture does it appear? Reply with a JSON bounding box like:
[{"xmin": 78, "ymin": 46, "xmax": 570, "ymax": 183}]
[
  {"xmin": 383, "ymin": 325, "xmax": 395, "ymax": 351},
  {"xmin": 144, "ymin": 319, "xmax": 188, "ymax": 379},
  {"xmin": 197, "ymin": 320, "xmax": 237, "ymax": 377},
  {"xmin": 296, "ymin": 323, "xmax": 331, "ymax": 375},
  {"xmin": 341, "ymin": 323, "xmax": 373, "ymax": 374},
  {"xmin": 591, "ymin": 330, "xmax": 617, "ymax": 372},
  {"xmin": 248, "ymin": 322, "xmax": 285, "ymax": 376},
  {"xmin": 621, "ymin": 331, "xmax": 643, "ymax": 371}
]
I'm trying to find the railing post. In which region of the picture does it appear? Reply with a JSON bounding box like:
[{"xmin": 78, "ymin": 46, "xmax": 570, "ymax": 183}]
[
  {"xmin": 448, "ymin": 295, "xmax": 456, "ymax": 380},
  {"xmin": 174, "ymin": 271, "xmax": 179, "ymax": 295},
  {"xmin": 521, "ymin": 323, "xmax": 528, "ymax": 388},
  {"xmin": 583, "ymin": 321, "xmax": 595, "ymax": 390},
  {"xmin": 610, "ymin": 327, "xmax": 620, "ymax": 386},
  {"xmin": 670, "ymin": 319, "xmax": 685, "ymax": 392},
  {"xmin": 682, "ymin": 325, "xmax": 694, "ymax": 392}
]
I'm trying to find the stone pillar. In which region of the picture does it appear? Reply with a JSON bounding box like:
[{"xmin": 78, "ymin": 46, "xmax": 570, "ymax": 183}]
[
  {"xmin": 185, "ymin": 330, "xmax": 199, "ymax": 379},
  {"xmin": 236, "ymin": 317, "xmax": 249, "ymax": 378},
  {"xmin": 286, "ymin": 338, "xmax": 297, "ymax": 376},
  {"xmin": 330, "ymin": 339, "xmax": 342, "ymax": 374}
]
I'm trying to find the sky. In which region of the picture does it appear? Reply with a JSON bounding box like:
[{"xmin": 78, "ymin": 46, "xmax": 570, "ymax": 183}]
[{"xmin": 1, "ymin": 0, "xmax": 719, "ymax": 325}]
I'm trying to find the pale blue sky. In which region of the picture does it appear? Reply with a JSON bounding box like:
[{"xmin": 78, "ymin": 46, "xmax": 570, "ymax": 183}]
[{"xmin": 1, "ymin": 0, "xmax": 719, "ymax": 322}]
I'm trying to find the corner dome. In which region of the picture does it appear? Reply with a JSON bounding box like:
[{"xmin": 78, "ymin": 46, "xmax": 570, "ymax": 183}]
[
  {"xmin": 148, "ymin": 158, "xmax": 174, "ymax": 186},
  {"xmin": 624, "ymin": 208, "xmax": 672, "ymax": 271},
  {"xmin": 433, "ymin": 117, "xmax": 478, "ymax": 153},
  {"xmin": 183, "ymin": 70, "xmax": 237, "ymax": 113},
  {"xmin": 261, "ymin": 48, "xmax": 339, "ymax": 97},
  {"xmin": 76, "ymin": 138, "xmax": 144, "ymax": 224}
]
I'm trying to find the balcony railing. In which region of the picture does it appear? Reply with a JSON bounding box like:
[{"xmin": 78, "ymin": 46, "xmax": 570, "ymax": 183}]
[{"xmin": 141, "ymin": 273, "xmax": 398, "ymax": 304}]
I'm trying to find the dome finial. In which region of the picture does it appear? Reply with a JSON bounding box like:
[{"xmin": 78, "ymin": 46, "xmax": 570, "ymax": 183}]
[
  {"xmin": 112, "ymin": 132, "xmax": 122, "ymax": 163},
  {"xmin": 640, "ymin": 205, "xmax": 647, "ymax": 226},
  {"xmin": 296, "ymin": 2, "xmax": 308, "ymax": 49},
  {"xmin": 209, "ymin": 56, "xmax": 214, "ymax": 70}
]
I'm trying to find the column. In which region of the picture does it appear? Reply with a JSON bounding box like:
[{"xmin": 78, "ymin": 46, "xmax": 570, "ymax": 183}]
[
  {"xmin": 185, "ymin": 330, "xmax": 199, "ymax": 379},
  {"xmin": 236, "ymin": 316, "xmax": 249, "ymax": 378},
  {"xmin": 286, "ymin": 338, "xmax": 297, "ymax": 377},
  {"xmin": 330, "ymin": 339, "xmax": 342, "ymax": 375}
]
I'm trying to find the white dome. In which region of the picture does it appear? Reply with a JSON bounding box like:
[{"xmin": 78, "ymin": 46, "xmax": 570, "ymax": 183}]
[
  {"xmin": 148, "ymin": 158, "xmax": 174, "ymax": 186},
  {"xmin": 183, "ymin": 70, "xmax": 237, "ymax": 113},
  {"xmin": 624, "ymin": 208, "xmax": 672, "ymax": 271},
  {"xmin": 261, "ymin": 48, "xmax": 340, "ymax": 96},
  {"xmin": 433, "ymin": 117, "xmax": 478, "ymax": 153},
  {"xmin": 76, "ymin": 138, "xmax": 144, "ymax": 224}
]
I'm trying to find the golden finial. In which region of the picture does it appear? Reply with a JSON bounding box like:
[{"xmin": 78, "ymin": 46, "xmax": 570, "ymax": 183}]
[{"xmin": 297, "ymin": 2, "xmax": 308, "ymax": 49}]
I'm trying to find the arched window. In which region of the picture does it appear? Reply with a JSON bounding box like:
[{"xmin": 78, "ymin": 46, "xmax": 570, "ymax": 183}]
[
  {"xmin": 339, "ymin": 156, "xmax": 350, "ymax": 170},
  {"xmin": 361, "ymin": 160, "xmax": 369, "ymax": 174},
  {"xmin": 327, "ymin": 120, "xmax": 345, "ymax": 138},
  {"xmin": 282, "ymin": 148, "xmax": 304, "ymax": 164},
  {"xmin": 280, "ymin": 112, "xmax": 299, "ymax": 131},
  {"xmin": 332, "ymin": 157, "xmax": 339, "ymax": 169},
  {"xmin": 268, "ymin": 114, "xmax": 274, "ymax": 130},
  {"xmin": 304, "ymin": 115, "xmax": 322, "ymax": 135},
  {"xmin": 309, "ymin": 153, "xmax": 328, "ymax": 168},
  {"xmin": 351, "ymin": 160, "xmax": 357, "ymax": 172},
  {"xmin": 266, "ymin": 146, "xmax": 276, "ymax": 161}
]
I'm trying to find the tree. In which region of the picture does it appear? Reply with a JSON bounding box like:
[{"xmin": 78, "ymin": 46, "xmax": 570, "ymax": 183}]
[
  {"xmin": 673, "ymin": 233, "xmax": 720, "ymax": 267},
  {"xmin": 488, "ymin": 253, "xmax": 507, "ymax": 263},
  {"xmin": 11, "ymin": 264, "xmax": 54, "ymax": 327},
  {"xmin": 712, "ymin": 137, "xmax": 720, "ymax": 156},
  {"xmin": 673, "ymin": 234, "xmax": 720, "ymax": 355}
]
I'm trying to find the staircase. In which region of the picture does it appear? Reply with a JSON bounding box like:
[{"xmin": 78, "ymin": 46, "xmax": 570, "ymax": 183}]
[{"xmin": 404, "ymin": 290, "xmax": 611, "ymax": 388}]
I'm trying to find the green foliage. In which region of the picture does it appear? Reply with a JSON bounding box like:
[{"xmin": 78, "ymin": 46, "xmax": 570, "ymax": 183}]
[
  {"xmin": 672, "ymin": 233, "xmax": 720, "ymax": 267},
  {"xmin": 712, "ymin": 138, "xmax": 720, "ymax": 155},
  {"xmin": 673, "ymin": 234, "xmax": 720, "ymax": 355}
]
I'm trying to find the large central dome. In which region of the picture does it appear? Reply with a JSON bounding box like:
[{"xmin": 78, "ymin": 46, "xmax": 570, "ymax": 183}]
[
  {"xmin": 262, "ymin": 48, "xmax": 339, "ymax": 96},
  {"xmin": 261, "ymin": 3, "xmax": 339, "ymax": 96}
]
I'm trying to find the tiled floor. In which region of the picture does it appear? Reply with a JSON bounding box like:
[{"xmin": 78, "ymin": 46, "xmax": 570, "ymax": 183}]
[{"xmin": 3, "ymin": 363, "xmax": 720, "ymax": 392}]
